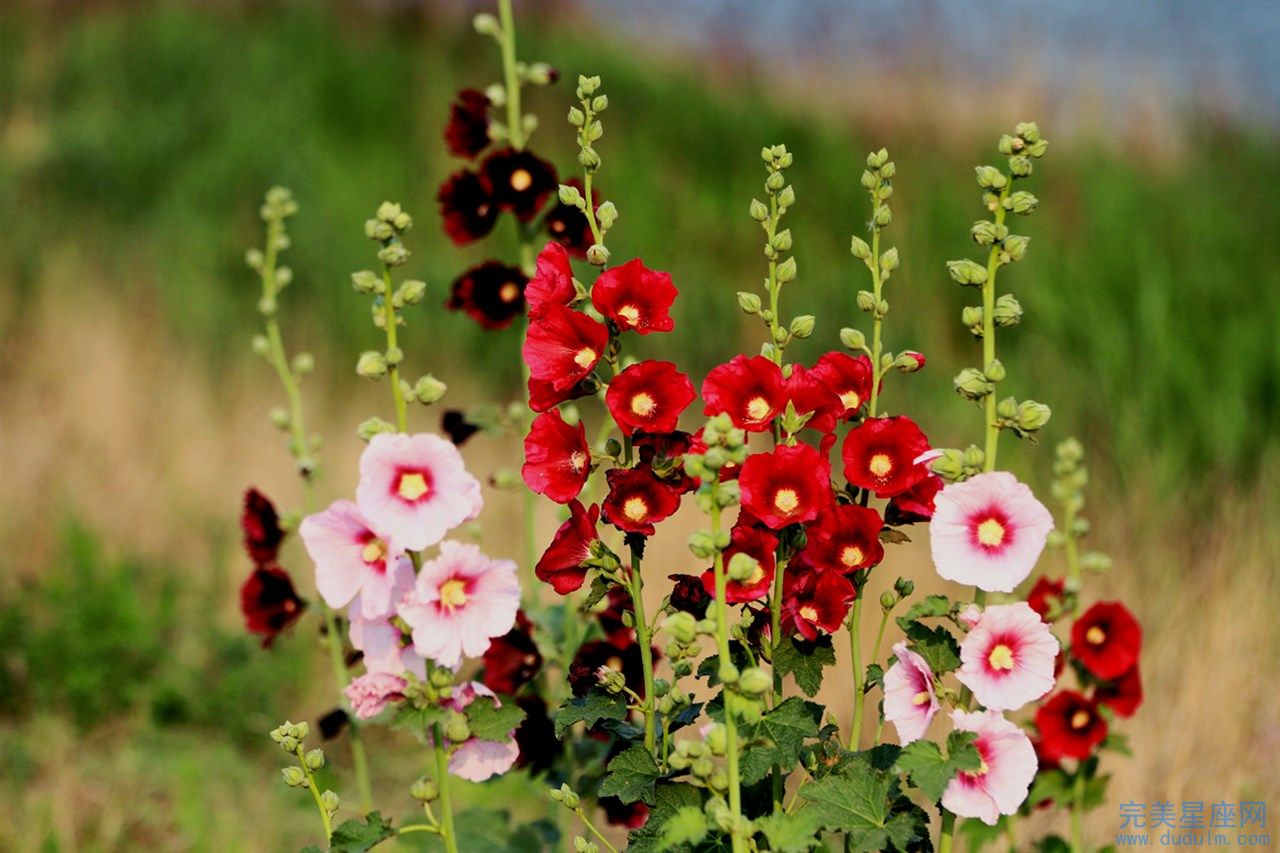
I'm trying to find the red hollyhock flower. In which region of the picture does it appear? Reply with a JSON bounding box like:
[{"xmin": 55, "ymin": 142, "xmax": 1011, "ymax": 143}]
[
  {"xmin": 479, "ymin": 147, "xmax": 557, "ymax": 222},
  {"xmin": 523, "ymin": 304, "xmax": 608, "ymax": 392},
  {"xmin": 605, "ymin": 360, "xmax": 696, "ymax": 436},
  {"xmin": 525, "ymin": 242, "xmax": 576, "ymax": 320},
  {"xmin": 668, "ymin": 573, "xmax": 711, "ymax": 617},
  {"xmin": 700, "ymin": 522, "xmax": 779, "ymax": 603},
  {"xmin": 782, "ymin": 568, "xmax": 856, "ymax": 640},
  {"xmin": 568, "ymin": 639, "xmax": 648, "ymax": 697},
  {"xmin": 447, "ymin": 261, "xmax": 527, "ymax": 329},
  {"xmin": 482, "ymin": 610, "xmax": 542, "ymax": 695},
  {"xmin": 543, "ymin": 178, "xmax": 596, "ymax": 257},
  {"xmin": 242, "ymin": 488, "xmax": 285, "ymax": 565},
  {"xmin": 534, "ymin": 500, "xmax": 599, "ymax": 595},
  {"xmin": 513, "ymin": 696, "xmax": 559, "ymax": 774},
  {"xmin": 601, "ymin": 466, "xmax": 682, "ymax": 536},
  {"xmin": 1026, "ymin": 576, "xmax": 1068, "ymax": 622},
  {"xmin": 739, "ymin": 443, "xmax": 832, "ymax": 530},
  {"xmin": 591, "ymin": 258, "xmax": 678, "ymax": 335},
  {"xmin": 444, "ymin": 88, "xmax": 491, "ymax": 159},
  {"xmin": 633, "ymin": 430, "xmax": 696, "ymax": 493},
  {"xmin": 240, "ymin": 564, "xmax": 306, "ymax": 647},
  {"xmin": 601, "ymin": 797, "xmax": 650, "ymax": 829},
  {"xmin": 440, "ymin": 410, "xmax": 480, "ymax": 447},
  {"xmin": 784, "ymin": 363, "xmax": 842, "ymax": 436},
  {"xmin": 1036, "ymin": 690, "xmax": 1108, "ymax": 762},
  {"xmin": 437, "ymin": 169, "xmax": 497, "ymax": 245},
  {"xmin": 527, "ymin": 375, "xmax": 595, "ymax": 413},
  {"xmin": 841, "ymin": 415, "xmax": 930, "ymax": 498},
  {"xmin": 812, "ymin": 352, "xmax": 874, "ymax": 419},
  {"xmin": 523, "ymin": 409, "xmax": 591, "ymax": 504},
  {"xmin": 796, "ymin": 503, "xmax": 884, "ymax": 575},
  {"xmin": 1093, "ymin": 664, "xmax": 1143, "ymax": 718},
  {"xmin": 702, "ymin": 355, "xmax": 786, "ymax": 433},
  {"xmin": 885, "ymin": 473, "xmax": 941, "ymax": 525},
  {"xmin": 1071, "ymin": 601, "xmax": 1142, "ymax": 680}
]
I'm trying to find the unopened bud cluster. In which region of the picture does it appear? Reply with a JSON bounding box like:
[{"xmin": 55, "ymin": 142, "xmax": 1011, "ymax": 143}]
[
  {"xmin": 563, "ymin": 75, "xmax": 615, "ymax": 267},
  {"xmin": 270, "ymin": 720, "xmax": 339, "ymax": 819},
  {"xmin": 741, "ymin": 145, "xmax": 806, "ymax": 360},
  {"xmin": 1047, "ymin": 438, "xmax": 1112, "ymax": 579}
]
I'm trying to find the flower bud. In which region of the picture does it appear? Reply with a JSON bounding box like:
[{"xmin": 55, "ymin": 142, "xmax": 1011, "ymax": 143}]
[
  {"xmin": 718, "ymin": 662, "xmax": 739, "ymax": 685},
  {"xmin": 984, "ymin": 359, "xmax": 1006, "ymax": 382},
  {"xmin": 1009, "ymin": 156, "xmax": 1033, "ymax": 177},
  {"xmin": 736, "ymin": 291, "xmax": 762, "ymax": 315},
  {"xmin": 269, "ymin": 407, "xmax": 290, "ymax": 429},
  {"xmin": 879, "ymin": 590, "xmax": 897, "ymax": 610},
  {"xmin": 954, "ymin": 367, "xmax": 993, "ymax": 400},
  {"xmin": 706, "ymin": 724, "xmax": 728, "ymax": 756},
  {"xmin": 775, "ymin": 256, "xmax": 797, "ymax": 284},
  {"xmin": 245, "ymin": 248, "xmax": 265, "ymax": 270},
  {"xmin": 856, "ymin": 290, "xmax": 877, "ymax": 313},
  {"xmin": 975, "ymin": 165, "xmax": 1007, "ymax": 189},
  {"xmin": 737, "ymin": 667, "xmax": 771, "ymax": 696},
  {"xmin": 413, "ymin": 374, "xmax": 448, "ymax": 405},
  {"xmin": 281, "ymin": 766, "xmax": 307, "ymax": 787},
  {"xmin": 789, "ymin": 314, "xmax": 815, "ymax": 338},
  {"xmin": 850, "ymin": 235, "xmax": 871, "ymax": 259},
  {"xmin": 776, "ymin": 185, "xmax": 795, "ymax": 208},
  {"xmin": 586, "ymin": 244, "xmax": 609, "ymax": 267},
  {"xmin": 357, "ymin": 416, "xmax": 395, "ymax": 441},
  {"xmin": 840, "ymin": 327, "xmax": 867, "ymax": 352},
  {"xmin": 1017, "ymin": 400, "xmax": 1052, "ymax": 431},
  {"xmin": 304, "ymin": 748, "xmax": 325, "ymax": 770},
  {"xmin": 320, "ymin": 789, "xmax": 340, "ymax": 814},
  {"xmin": 444, "ymin": 715, "xmax": 471, "ymax": 744},
  {"xmin": 993, "ymin": 294, "xmax": 1023, "ymax": 326},
  {"xmin": 946, "ymin": 259, "xmax": 988, "ymax": 286},
  {"xmin": 765, "ymin": 171, "xmax": 786, "ymax": 192},
  {"xmin": 726, "ymin": 551, "xmax": 760, "ymax": 582},
  {"xmin": 860, "ymin": 170, "xmax": 877, "ymax": 190},
  {"xmin": 356, "ymin": 350, "xmax": 387, "ymax": 379},
  {"xmin": 1082, "ymin": 551, "xmax": 1113, "ymax": 573},
  {"xmin": 1006, "ymin": 191, "xmax": 1039, "ymax": 215},
  {"xmin": 251, "ymin": 334, "xmax": 271, "ymax": 357},
  {"xmin": 397, "ymin": 279, "xmax": 427, "ymax": 306},
  {"xmin": 1000, "ymin": 234, "xmax": 1030, "ymax": 263},
  {"xmin": 894, "ymin": 351, "xmax": 925, "ymax": 373},
  {"xmin": 874, "ymin": 205, "xmax": 891, "ymax": 226},
  {"xmin": 528, "ymin": 62, "xmax": 557, "ymax": 85},
  {"xmin": 410, "ymin": 776, "xmax": 440, "ymax": 802},
  {"xmin": 880, "ymin": 247, "xmax": 899, "ymax": 272},
  {"xmin": 472, "ymin": 12, "xmax": 500, "ymax": 35}
]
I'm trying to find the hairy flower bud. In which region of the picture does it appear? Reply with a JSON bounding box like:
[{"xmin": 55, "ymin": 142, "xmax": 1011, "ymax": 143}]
[{"xmin": 947, "ymin": 259, "xmax": 988, "ymax": 286}]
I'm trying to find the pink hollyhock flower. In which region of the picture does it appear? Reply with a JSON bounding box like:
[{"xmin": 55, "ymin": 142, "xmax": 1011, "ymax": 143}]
[
  {"xmin": 929, "ymin": 471, "xmax": 1054, "ymax": 593},
  {"xmin": 883, "ymin": 641, "xmax": 940, "ymax": 744},
  {"xmin": 701, "ymin": 354, "xmax": 786, "ymax": 432},
  {"xmin": 348, "ymin": 602, "xmax": 426, "ymax": 678},
  {"xmin": 605, "ymin": 360, "xmax": 696, "ymax": 436},
  {"xmin": 445, "ymin": 682, "xmax": 520, "ymax": 781},
  {"xmin": 957, "ymin": 602, "xmax": 1059, "ymax": 711},
  {"xmin": 300, "ymin": 500, "xmax": 413, "ymax": 619},
  {"xmin": 525, "ymin": 241, "xmax": 576, "ymax": 319},
  {"xmin": 345, "ymin": 671, "xmax": 408, "ymax": 720},
  {"xmin": 535, "ymin": 500, "xmax": 601, "ymax": 594},
  {"xmin": 738, "ymin": 443, "xmax": 831, "ymax": 529},
  {"xmin": 522, "ymin": 409, "xmax": 591, "ymax": 504},
  {"xmin": 399, "ymin": 541, "xmax": 520, "ymax": 668},
  {"xmin": 591, "ymin": 258, "xmax": 678, "ymax": 335},
  {"xmin": 355, "ymin": 432, "xmax": 483, "ymax": 553},
  {"xmin": 942, "ymin": 709, "xmax": 1038, "ymax": 825},
  {"xmin": 523, "ymin": 304, "xmax": 608, "ymax": 392}
]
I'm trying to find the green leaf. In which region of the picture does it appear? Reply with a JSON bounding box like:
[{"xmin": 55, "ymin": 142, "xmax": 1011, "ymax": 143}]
[
  {"xmin": 582, "ymin": 574, "xmax": 613, "ymax": 611},
  {"xmin": 796, "ymin": 770, "xmax": 894, "ymax": 852},
  {"xmin": 1034, "ymin": 836, "xmax": 1072, "ymax": 853},
  {"xmin": 947, "ymin": 730, "xmax": 982, "ymax": 771},
  {"xmin": 773, "ymin": 635, "xmax": 836, "ymax": 697},
  {"xmin": 896, "ymin": 731, "xmax": 980, "ymax": 800},
  {"xmin": 464, "ymin": 696, "xmax": 525, "ymax": 742},
  {"xmin": 1027, "ymin": 767, "xmax": 1071, "ymax": 807},
  {"xmin": 328, "ymin": 811, "xmax": 395, "ymax": 852},
  {"xmin": 959, "ymin": 814, "xmax": 1007, "ymax": 852},
  {"xmin": 894, "ymin": 594, "xmax": 953, "ymax": 631},
  {"xmin": 554, "ymin": 692, "xmax": 627, "ymax": 738},
  {"xmin": 738, "ymin": 697, "xmax": 823, "ymax": 785},
  {"xmin": 756, "ymin": 811, "xmax": 822, "ymax": 852},
  {"xmin": 391, "ymin": 703, "xmax": 449, "ymax": 745},
  {"xmin": 626, "ymin": 783, "xmax": 705, "ymax": 853},
  {"xmin": 598, "ymin": 744, "xmax": 662, "ymax": 804},
  {"xmin": 659, "ymin": 806, "xmax": 708, "ymax": 847},
  {"xmin": 902, "ymin": 621, "xmax": 961, "ymax": 674}
]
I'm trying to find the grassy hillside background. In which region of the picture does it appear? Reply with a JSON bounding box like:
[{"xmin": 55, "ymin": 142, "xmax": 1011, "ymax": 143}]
[{"xmin": 1, "ymin": 1, "xmax": 1278, "ymax": 849}]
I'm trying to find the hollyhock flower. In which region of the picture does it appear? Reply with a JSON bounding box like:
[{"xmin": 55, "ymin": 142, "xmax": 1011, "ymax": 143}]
[
  {"xmin": 841, "ymin": 416, "xmax": 931, "ymax": 499},
  {"xmin": 523, "ymin": 304, "xmax": 609, "ymax": 392},
  {"xmin": 591, "ymin": 258, "xmax": 677, "ymax": 334},
  {"xmin": 601, "ymin": 466, "xmax": 682, "ymax": 536},
  {"xmin": 668, "ymin": 573, "xmax": 711, "ymax": 617},
  {"xmin": 437, "ymin": 169, "xmax": 497, "ymax": 245},
  {"xmin": 633, "ymin": 430, "xmax": 696, "ymax": 493},
  {"xmin": 1036, "ymin": 691, "xmax": 1108, "ymax": 762},
  {"xmin": 957, "ymin": 602, "xmax": 1059, "ymax": 711},
  {"xmin": 1071, "ymin": 601, "xmax": 1142, "ymax": 680},
  {"xmin": 784, "ymin": 363, "xmax": 842, "ymax": 436},
  {"xmin": 942, "ymin": 710, "xmax": 1038, "ymax": 825},
  {"xmin": 241, "ymin": 488, "xmax": 285, "ymax": 565},
  {"xmin": 535, "ymin": 500, "xmax": 600, "ymax": 594},
  {"xmin": 241, "ymin": 564, "xmax": 306, "ymax": 647},
  {"xmin": 781, "ymin": 569, "xmax": 855, "ymax": 640},
  {"xmin": 1026, "ymin": 576, "xmax": 1068, "ymax": 622},
  {"xmin": 300, "ymin": 500, "xmax": 413, "ymax": 619},
  {"xmin": 700, "ymin": 522, "xmax": 779, "ymax": 603},
  {"xmin": 440, "ymin": 410, "xmax": 480, "ymax": 447},
  {"xmin": 605, "ymin": 360, "xmax": 696, "ymax": 436},
  {"xmin": 446, "ymin": 682, "xmax": 520, "ymax": 782},
  {"xmin": 929, "ymin": 471, "xmax": 1054, "ymax": 593},
  {"xmin": 522, "ymin": 410, "xmax": 591, "ymax": 504},
  {"xmin": 601, "ymin": 797, "xmax": 650, "ymax": 829},
  {"xmin": 479, "ymin": 147, "xmax": 557, "ymax": 222},
  {"xmin": 513, "ymin": 696, "xmax": 559, "ymax": 773},
  {"xmin": 482, "ymin": 610, "xmax": 542, "ymax": 695},
  {"xmin": 527, "ymin": 375, "xmax": 595, "ymax": 413},
  {"xmin": 345, "ymin": 671, "xmax": 408, "ymax": 720},
  {"xmin": 796, "ymin": 504, "xmax": 884, "ymax": 575},
  {"xmin": 885, "ymin": 473, "xmax": 942, "ymax": 525},
  {"xmin": 739, "ymin": 443, "xmax": 831, "ymax": 530},
  {"xmin": 883, "ymin": 641, "xmax": 940, "ymax": 744},
  {"xmin": 348, "ymin": 605, "xmax": 426, "ymax": 678},
  {"xmin": 701, "ymin": 355, "xmax": 786, "ymax": 432},
  {"xmin": 399, "ymin": 541, "xmax": 520, "ymax": 669},
  {"xmin": 542, "ymin": 178, "xmax": 595, "ymax": 256},
  {"xmin": 958, "ymin": 603, "xmax": 983, "ymax": 630},
  {"xmin": 1094, "ymin": 664, "xmax": 1143, "ymax": 718},
  {"xmin": 446, "ymin": 261, "xmax": 527, "ymax": 330},
  {"xmin": 569, "ymin": 639, "xmax": 647, "ymax": 697},
  {"xmin": 444, "ymin": 88, "xmax": 491, "ymax": 159},
  {"xmin": 812, "ymin": 352, "xmax": 874, "ymax": 419},
  {"xmin": 525, "ymin": 242, "xmax": 576, "ymax": 320}
]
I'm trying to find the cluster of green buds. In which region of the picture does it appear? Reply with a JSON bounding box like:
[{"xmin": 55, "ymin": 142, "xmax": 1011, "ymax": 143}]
[
  {"xmin": 470, "ymin": 11, "xmax": 556, "ymax": 146},
  {"xmin": 563, "ymin": 75, "xmax": 617, "ymax": 267},
  {"xmin": 271, "ymin": 720, "xmax": 340, "ymax": 821},
  {"xmin": 548, "ymin": 784, "xmax": 613, "ymax": 853},
  {"xmin": 662, "ymin": 610, "xmax": 704, "ymax": 679},
  {"xmin": 668, "ymin": 731, "xmax": 732, "ymax": 793},
  {"xmin": 740, "ymin": 145, "xmax": 808, "ymax": 362},
  {"xmin": 401, "ymin": 665, "xmax": 457, "ymax": 711},
  {"xmin": 1049, "ymin": 438, "xmax": 1112, "ymax": 599},
  {"xmin": 878, "ymin": 576, "xmax": 916, "ymax": 612}
]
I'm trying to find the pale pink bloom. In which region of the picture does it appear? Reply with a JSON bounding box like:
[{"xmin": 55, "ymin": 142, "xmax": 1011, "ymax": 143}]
[
  {"xmin": 348, "ymin": 600, "xmax": 427, "ymax": 679},
  {"xmin": 882, "ymin": 641, "xmax": 939, "ymax": 744},
  {"xmin": 300, "ymin": 500, "xmax": 413, "ymax": 619},
  {"xmin": 345, "ymin": 671, "xmax": 408, "ymax": 720},
  {"xmin": 444, "ymin": 682, "xmax": 519, "ymax": 782},
  {"xmin": 399, "ymin": 541, "xmax": 520, "ymax": 668},
  {"xmin": 930, "ymin": 471, "xmax": 1054, "ymax": 592},
  {"xmin": 355, "ymin": 433, "xmax": 483, "ymax": 552},
  {"xmin": 958, "ymin": 603, "xmax": 982, "ymax": 630},
  {"xmin": 956, "ymin": 602, "xmax": 1059, "ymax": 711},
  {"xmin": 941, "ymin": 709, "xmax": 1038, "ymax": 825}
]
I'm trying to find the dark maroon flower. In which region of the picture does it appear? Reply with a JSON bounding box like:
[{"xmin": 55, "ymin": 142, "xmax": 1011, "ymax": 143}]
[
  {"xmin": 601, "ymin": 797, "xmax": 650, "ymax": 829},
  {"xmin": 569, "ymin": 639, "xmax": 646, "ymax": 697},
  {"xmin": 242, "ymin": 488, "xmax": 285, "ymax": 565},
  {"xmin": 446, "ymin": 261, "xmax": 527, "ymax": 330},
  {"xmin": 437, "ymin": 169, "xmax": 497, "ymax": 246},
  {"xmin": 513, "ymin": 695, "xmax": 560, "ymax": 774},
  {"xmin": 543, "ymin": 178, "xmax": 596, "ymax": 256},
  {"xmin": 597, "ymin": 587, "xmax": 636, "ymax": 648},
  {"xmin": 482, "ymin": 610, "xmax": 542, "ymax": 695},
  {"xmin": 885, "ymin": 473, "xmax": 941, "ymax": 525},
  {"xmin": 240, "ymin": 564, "xmax": 306, "ymax": 647},
  {"xmin": 480, "ymin": 147, "xmax": 558, "ymax": 222},
  {"xmin": 318, "ymin": 708, "xmax": 350, "ymax": 741},
  {"xmin": 668, "ymin": 573, "xmax": 711, "ymax": 617},
  {"xmin": 444, "ymin": 88, "xmax": 491, "ymax": 159},
  {"xmin": 441, "ymin": 410, "xmax": 480, "ymax": 447}
]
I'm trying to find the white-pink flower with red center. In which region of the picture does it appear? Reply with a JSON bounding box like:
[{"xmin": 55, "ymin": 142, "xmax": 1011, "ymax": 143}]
[
  {"xmin": 941, "ymin": 709, "xmax": 1038, "ymax": 825},
  {"xmin": 929, "ymin": 471, "xmax": 1054, "ymax": 592},
  {"xmin": 349, "ymin": 599, "xmax": 427, "ymax": 678},
  {"xmin": 399, "ymin": 541, "xmax": 520, "ymax": 669},
  {"xmin": 444, "ymin": 681, "xmax": 520, "ymax": 781},
  {"xmin": 882, "ymin": 641, "xmax": 939, "ymax": 744},
  {"xmin": 956, "ymin": 602, "xmax": 1059, "ymax": 711},
  {"xmin": 355, "ymin": 432, "xmax": 483, "ymax": 553},
  {"xmin": 300, "ymin": 500, "xmax": 413, "ymax": 619}
]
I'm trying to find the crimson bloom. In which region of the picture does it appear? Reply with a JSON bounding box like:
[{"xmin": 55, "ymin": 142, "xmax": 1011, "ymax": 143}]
[
  {"xmin": 668, "ymin": 573, "xmax": 711, "ymax": 617},
  {"xmin": 605, "ymin": 360, "xmax": 696, "ymax": 436},
  {"xmin": 522, "ymin": 410, "xmax": 591, "ymax": 504},
  {"xmin": 447, "ymin": 261, "xmax": 527, "ymax": 329},
  {"xmin": 812, "ymin": 352, "xmax": 874, "ymax": 419},
  {"xmin": 525, "ymin": 242, "xmax": 576, "ymax": 320},
  {"xmin": 1071, "ymin": 601, "xmax": 1142, "ymax": 680},
  {"xmin": 702, "ymin": 355, "xmax": 786, "ymax": 432},
  {"xmin": 633, "ymin": 430, "xmax": 696, "ymax": 493},
  {"xmin": 543, "ymin": 178, "xmax": 595, "ymax": 256},
  {"xmin": 482, "ymin": 610, "xmax": 542, "ymax": 696},
  {"xmin": 841, "ymin": 415, "xmax": 931, "ymax": 498},
  {"xmin": 784, "ymin": 363, "xmax": 842, "ymax": 436},
  {"xmin": 1035, "ymin": 691, "xmax": 1108, "ymax": 762},
  {"xmin": 591, "ymin": 258, "xmax": 677, "ymax": 335},
  {"xmin": 795, "ymin": 503, "xmax": 885, "ymax": 575},
  {"xmin": 534, "ymin": 500, "xmax": 600, "ymax": 595},
  {"xmin": 479, "ymin": 147, "xmax": 557, "ymax": 222},
  {"xmin": 240, "ymin": 564, "xmax": 306, "ymax": 647},
  {"xmin": 242, "ymin": 488, "xmax": 285, "ymax": 565},
  {"xmin": 886, "ymin": 473, "xmax": 942, "ymax": 525},
  {"xmin": 527, "ymin": 375, "xmax": 595, "ymax": 414},
  {"xmin": 1026, "ymin": 576, "xmax": 1068, "ymax": 622},
  {"xmin": 444, "ymin": 88, "xmax": 491, "ymax": 159},
  {"xmin": 523, "ymin": 304, "xmax": 608, "ymax": 392},
  {"xmin": 782, "ymin": 569, "xmax": 856, "ymax": 640},
  {"xmin": 437, "ymin": 169, "xmax": 497, "ymax": 245},
  {"xmin": 700, "ymin": 522, "xmax": 779, "ymax": 603},
  {"xmin": 601, "ymin": 466, "xmax": 682, "ymax": 536},
  {"xmin": 1094, "ymin": 665, "xmax": 1143, "ymax": 718},
  {"xmin": 739, "ymin": 443, "xmax": 832, "ymax": 530}
]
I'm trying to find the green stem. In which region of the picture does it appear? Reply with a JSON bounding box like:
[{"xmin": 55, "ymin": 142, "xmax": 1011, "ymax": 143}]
[
  {"xmin": 1063, "ymin": 499, "xmax": 1083, "ymax": 617},
  {"xmin": 296, "ymin": 744, "xmax": 334, "ymax": 841},
  {"xmin": 939, "ymin": 810, "xmax": 956, "ymax": 853},
  {"xmin": 1004, "ymin": 815, "xmax": 1018, "ymax": 853},
  {"xmin": 847, "ymin": 596, "xmax": 865, "ymax": 749},
  {"xmin": 497, "ymin": 0, "xmax": 523, "ymax": 151},
  {"xmin": 866, "ymin": 207, "xmax": 883, "ymax": 419},
  {"xmin": 710, "ymin": 493, "xmax": 746, "ymax": 853},
  {"xmin": 980, "ymin": 181, "xmax": 1011, "ymax": 473},
  {"xmin": 431, "ymin": 722, "xmax": 460, "ymax": 853},
  {"xmin": 1070, "ymin": 769, "xmax": 1086, "ymax": 853},
  {"xmin": 574, "ymin": 806, "xmax": 622, "ymax": 853},
  {"xmin": 765, "ymin": 193, "xmax": 782, "ymax": 366},
  {"xmin": 380, "ymin": 266, "xmax": 409, "ymax": 432},
  {"xmin": 769, "ymin": 551, "xmax": 787, "ymax": 810},
  {"xmin": 627, "ymin": 548, "xmax": 658, "ymax": 755}
]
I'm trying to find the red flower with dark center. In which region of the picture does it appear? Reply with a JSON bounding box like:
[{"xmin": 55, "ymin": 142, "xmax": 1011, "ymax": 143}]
[
  {"xmin": 542, "ymin": 178, "xmax": 596, "ymax": 257},
  {"xmin": 479, "ymin": 147, "xmax": 558, "ymax": 222},
  {"xmin": 446, "ymin": 261, "xmax": 528, "ymax": 329},
  {"xmin": 812, "ymin": 352, "xmax": 875, "ymax": 419},
  {"xmin": 702, "ymin": 355, "xmax": 787, "ymax": 433},
  {"xmin": 601, "ymin": 466, "xmax": 682, "ymax": 535},
  {"xmin": 440, "ymin": 410, "xmax": 480, "ymax": 447},
  {"xmin": 523, "ymin": 304, "xmax": 608, "ymax": 392},
  {"xmin": 523, "ymin": 409, "xmax": 591, "ymax": 504},
  {"xmin": 242, "ymin": 488, "xmax": 285, "ymax": 565},
  {"xmin": 596, "ymin": 587, "xmax": 636, "ymax": 648},
  {"xmin": 1071, "ymin": 601, "xmax": 1142, "ymax": 680},
  {"xmin": 633, "ymin": 430, "xmax": 696, "ymax": 493},
  {"xmin": 885, "ymin": 473, "xmax": 941, "ymax": 525},
  {"xmin": 513, "ymin": 696, "xmax": 559, "ymax": 774},
  {"xmin": 1093, "ymin": 664, "xmax": 1143, "ymax": 718},
  {"xmin": 700, "ymin": 522, "xmax": 779, "ymax": 603},
  {"xmin": 591, "ymin": 258, "xmax": 678, "ymax": 335},
  {"xmin": 568, "ymin": 639, "xmax": 648, "ymax": 697},
  {"xmin": 606, "ymin": 360, "xmax": 696, "ymax": 436},
  {"xmin": 782, "ymin": 569, "xmax": 856, "ymax": 641},
  {"xmin": 1036, "ymin": 690, "xmax": 1108, "ymax": 762},
  {"xmin": 841, "ymin": 415, "xmax": 931, "ymax": 498},
  {"xmin": 534, "ymin": 500, "xmax": 599, "ymax": 595},
  {"xmin": 527, "ymin": 375, "xmax": 595, "ymax": 413},
  {"xmin": 601, "ymin": 797, "xmax": 650, "ymax": 829},
  {"xmin": 785, "ymin": 363, "xmax": 842, "ymax": 435},
  {"xmin": 444, "ymin": 88, "xmax": 491, "ymax": 159},
  {"xmin": 437, "ymin": 169, "xmax": 497, "ymax": 245},
  {"xmin": 668, "ymin": 573, "xmax": 711, "ymax": 617},
  {"xmin": 240, "ymin": 564, "xmax": 306, "ymax": 647},
  {"xmin": 525, "ymin": 242, "xmax": 576, "ymax": 320},
  {"xmin": 482, "ymin": 610, "xmax": 542, "ymax": 695},
  {"xmin": 739, "ymin": 443, "xmax": 832, "ymax": 530},
  {"xmin": 1026, "ymin": 576, "xmax": 1068, "ymax": 622},
  {"xmin": 796, "ymin": 503, "xmax": 885, "ymax": 575}
]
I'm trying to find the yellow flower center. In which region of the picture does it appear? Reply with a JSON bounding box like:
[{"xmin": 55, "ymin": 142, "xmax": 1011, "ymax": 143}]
[
  {"xmin": 606, "ymin": 655, "xmax": 624, "ymax": 672},
  {"xmin": 976, "ymin": 518, "xmax": 1006, "ymax": 546},
  {"xmin": 912, "ymin": 690, "xmax": 931, "ymax": 706},
  {"xmin": 774, "ymin": 489, "xmax": 799, "ymax": 513},
  {"xmin": 1070, "ymin": 709, "xmax": 1091, "ymax": 730},
  {"xmin": 361, "ymin": 540, "xmax": 386, "ymax": 564},
  {"xmin": 869, "ymin": 453, "xmax": 893, "ymax": 477},
  {"xmin": 623, "ymin": 497, "xmax": 648, "ymax": 522},
  {"xmin": 745, "ymin": 564, "xmax": 766, "ymax": 586},
  {"xmin": 570, "ymin": 451, "xmax": 588, "ymax": 473},
  {"xmin": 397, "ymin": 472, "xmax": 430, "ymax": 501},
  {"xmin": 841, "ymin": 546, "xmax": 864, "ymax": 568},
  {"xmin": 630, "ymin": 393, "xmax": 657, "ymax": 417},
  {"xmin": 1086, "ymin": 626, "xmax": 1106, "ymax": 645},
  {"xmin": 988, "ymin": 644, "xmax": 1015, "ymax": 671},
  {"xmin": 617, "ymin": 305, "xmax": 640, "ymax": 325},
  {"xmin": 799, "ymin": 605, "xmax": 819, "ymax": 622},
  {"xmin": 840, "ymin": 390, "xmax": 861, "ymax": 410},
  {"xmin": 498, "ymin": 282, "xmax": 520, "ymax": 303},
  {"xmin": 974, "ymin": 758, "xmax": 990, "ymax": 777},
  {"xmin": 439, "ymin": 578, "xmax": 468, "ymax": 609},
  {"xmin": 746, "ymin": 396, "xmax": 772, "ymax": 421},
  {"xmin": 510, "ymin": 168, "xmax": 532, "ymax": 191},
  {"xmin": 574, "ymin": 347, "xmax": 597, "ymax": 369}
]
